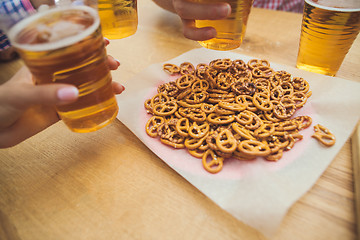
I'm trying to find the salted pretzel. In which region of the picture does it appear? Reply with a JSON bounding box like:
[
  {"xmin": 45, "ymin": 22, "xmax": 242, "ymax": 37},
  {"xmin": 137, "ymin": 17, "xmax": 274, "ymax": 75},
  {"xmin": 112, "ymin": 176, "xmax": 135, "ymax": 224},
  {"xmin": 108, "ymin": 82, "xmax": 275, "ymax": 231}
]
[
  {"xmin": 238, "ymin": 140, "xmax": 271, "ymax": 157},
  {"xmin": 252, "ymin": 92, "xmax": 273, "ymax": 111},
  {"xmin": 312, "ymin": 124, "xmax": 336, "ymax": 147},
  {"xmin": 157, "ymin": 82, "xmax": 179, "ymax": 97},
  {"xmin": 212, "ymin": 58, "xmax": 232, "ymax": 70},
  {"xmin": 218, "ymin": 101, "xmax": 247, "ymax": 112},
  {"xmin": 215, "ymin": 129, "xmax": 237, "ymax": 153},
  {"xmin": 163, "ymin": 63, "xmax": 180, "ymax": 75},
  {"xmin": 145, "ymin": 116, "xmax": 165, "ymax": 137},
  {"xmin": 216, "ymin": 72, "xmax": 234, "ymax": 90},
  {"xmin": 202, "ymin": 149, "xmax": 224, "ymax": 174},
  {"xmin": 207, "ymin": 113, "xmax": 235, "ymax": 125},
  {"xmin": 176, "ymin": 74, "xmax": 196, "ymax": 90},
  {"xmin": 145, "ymin": 58, "xmax": 334, "ymax": 174},
  {"xmin": 192, "ymin": 79, "xmax": 210, "ymax": 91},
  {"xmin": 188, "ymin": 147, "xmax": 208, "ymax": 158},
  {"xmin": 185, "ymin": 134, "xmax": 209, "ymax": 150},
  {"xmin": 151, "ymin": 92, "xmax": 169, "ymax": 107},
  {"xmin": 175, "ymin": 117, "xmax": 190, "ymax": 137},
  {"xmin": 195, "ymin": 63, "xmax": 209, "ymax": 79},
  {"xmin": 232, "ymin": 122, "xmax": 256, "ymax": 140},
  {"xmin": 252, "ymin": 66, "xmax": 274, "ymax": 79},
  {"xmin": 188, "ymin": 122, "xmax": 210, "ymax": 139},
  {"xmin": 247, "ymin": 59, "xmax": 270, "ymax": 70},
  {"xmin": 214, "ymin": 105, "xmax": 235, "ymax": 116},
  {"xmin": 152, "ymin": 101, "xmax": 178, "ymax": 116},
  {"xmin": 180, "ymin": 62, "xmax": 195, "ymax": 75},
  {"xmin": 185, "ymin": 89, "xmax": 208, "ymax": 104}
]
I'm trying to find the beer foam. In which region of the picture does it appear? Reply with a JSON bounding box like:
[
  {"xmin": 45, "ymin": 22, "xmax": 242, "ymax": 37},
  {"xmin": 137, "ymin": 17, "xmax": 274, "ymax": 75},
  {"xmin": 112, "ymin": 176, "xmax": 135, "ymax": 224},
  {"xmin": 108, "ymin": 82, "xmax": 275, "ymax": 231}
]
[
  {"xmin": 306, "ymin": 0, "xmax": 360, "ymax": 11},
  {"xmin": 7, "ymin": 5, "xmax": 100, "ymax": 51}
]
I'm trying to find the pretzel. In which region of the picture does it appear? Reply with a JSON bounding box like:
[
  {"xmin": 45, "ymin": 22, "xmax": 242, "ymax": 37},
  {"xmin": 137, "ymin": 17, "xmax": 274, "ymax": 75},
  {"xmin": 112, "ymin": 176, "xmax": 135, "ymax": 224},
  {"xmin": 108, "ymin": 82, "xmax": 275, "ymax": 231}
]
[
  {"xmin": 207, "ymin": 113, "xmax": 235, "ymax": 125},
  {"xmin": 187, "ymin": 108, "xmax": 207, "ymax": 122},
  {"xmin": 144, "ymin": 99, "xmax": 153, "ymax": 112},
  {"xmin": 201, "ymin": 103, "xmax": 216, "ymax": 114},
  {"xmin": 216, "ymin": 72, "xmax": 233, "ymax": 90},
  {"xmin": 312, "ymin": 124, "xmax": 336, "ymax": 147},
  {"xmin": 212, "ymin": 58, "xmax": 232, "ymax": 70},
  {"xmin": 180, "ymin": 62, "xmax": 195, "ymax": 75},
  {"xmin": 237, "ymin": 140, "xmax": 271, "ymax": 157},
  {"xmin": 185, "ymin": 89, "xmax": 208, "ymax": 104},
  {"xmin": 192, "ymin": 79, "xmax": 210, "ymax": 91},
  {"xmin": 218, "ymin": 101, "xmax": 247, "ymax": 112},
  {"xmin": 176, "ymin": 74, "xmax": 196, "ymax": 90},
  {"xmin": 247, "ymin": 59, "xmax": 270, "ymax": 70},
  {"xmin": 160, "ymin": 138, "xmax": 185, "ymax": 149},
  {"xmin": 145, "ymin": 58, "xmax": 334, "ymax": 174},
  {"xmin": 272, "ymin": 70, "xmax": 291, "ymax": 85},
  {"xmin": 231, "ymin": 81, "xmax": 256, "ymax": 95},
  {"xmin": 175, "ymin": 117, "xmax": 190, "ymax": 137},
  {"xmin": 188, "ymin": 121, "xmax": 210, "ymax": 139},
  {"xmin": 293, "ymin": 116, "xmax": 312, "ymax": 130},
  {"xmin": 254, "ymin": 123, "xmax": 275, "ymax": 138},
  {"xmin": 235, "ymin": 95, "xmax": 257, "ymax": 112},
  {"xmin": 145, "ymin": 116, "xmax": 165, "ymax": 137},
  {"xmin": 163, "ymin": 63, "xmax": 180, "ymax": 75},
  {"xmin": 151, "ymin": 93, "xmax": 169, "ymax": 107},
  {"xmin": 265, "ymin": 149, "xmax": 283, "ymax": 161},
  {"xmin": 152, "ymin": 101, "xmax": 178, "ymax": 116},
  {"xmin": 215, "ymin": 129, "xmax": 237, "ymax": 153},
  {"xmin": 202, "ymin": 149, "xmax": 224, "ymax": 174},
  {"xmin": 157, "ymin": 82, "xmax": 179, "ymax": 97},
  {"xmin": 252, "ymin": 66, "xmax": 274, "ymax": 79},
  {"xmin": 252, "ymin": 92, "xmax": 273, "ymax": 111},
  {"xmin": 214, "ymin": 105, "xmax": 235, "ymax": 116},
  {"xmin": 177, "ymin": 100, "xmax": 201, "ymax": 108},
  {"xmin": 188, "ymin": 148, "xmax": 207, "ymax": 158},
  {"xmin": 230, "ymin": 59, "xmax": 247, "ymax": 73},
  {"xmin": 232, "ymin": 122, "xmax": 256, "ymax": 140},
  {"xmin": 235, "ymin": 110, "xmax": 253, "ymax": 125},
  {"xmin": 185, "ymin": 134, "xmax": 209, "ymax": 150},
  {"xmin": 292, "ymin": 77, "xmax": 310, "ymax": 93},
  {"xmin": 195, "ymin": 63, "xmax": 209, "ymax": 79}
]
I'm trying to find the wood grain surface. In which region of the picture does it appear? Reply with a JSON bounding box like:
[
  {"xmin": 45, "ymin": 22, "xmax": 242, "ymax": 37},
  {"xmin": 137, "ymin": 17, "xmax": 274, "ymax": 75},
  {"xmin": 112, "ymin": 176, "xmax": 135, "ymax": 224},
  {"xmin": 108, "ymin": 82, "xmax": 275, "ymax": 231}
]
[{"xmin": 0, "ymin": 1, "xmax": 359, "ymax": 239}]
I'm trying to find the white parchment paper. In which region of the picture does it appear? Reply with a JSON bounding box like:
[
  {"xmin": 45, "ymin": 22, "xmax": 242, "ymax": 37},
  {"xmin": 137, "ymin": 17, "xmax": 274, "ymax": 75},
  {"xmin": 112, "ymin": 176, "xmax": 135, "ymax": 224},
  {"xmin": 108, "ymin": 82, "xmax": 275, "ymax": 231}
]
[{"xmin": 116, "ymin": 48, "xmax": 360, "ymax": 237}]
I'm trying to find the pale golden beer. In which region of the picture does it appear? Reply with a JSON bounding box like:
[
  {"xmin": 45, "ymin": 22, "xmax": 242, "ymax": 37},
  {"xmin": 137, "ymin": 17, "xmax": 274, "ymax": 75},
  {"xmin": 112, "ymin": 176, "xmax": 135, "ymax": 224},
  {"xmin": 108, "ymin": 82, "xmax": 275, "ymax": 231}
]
[
  {"xmin": 196, "ymin": 0, "xmax": 253, "ymax": 51},
  {"xmin": 296, "ymin": 0, "xmax": 360, "ymax": 76},
  {"xmin": 8, "ymin": 6, "xmax": 119, "ymax": 133},
  {"xmin": 98, "ymin": 0, "xmax": 138, "ymax": 39}
]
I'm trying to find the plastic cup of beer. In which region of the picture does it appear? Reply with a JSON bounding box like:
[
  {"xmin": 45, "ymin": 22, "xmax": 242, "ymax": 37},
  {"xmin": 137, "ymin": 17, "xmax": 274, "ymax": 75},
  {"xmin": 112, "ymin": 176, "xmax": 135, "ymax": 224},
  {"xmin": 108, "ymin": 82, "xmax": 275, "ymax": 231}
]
[
  {"xmin": 296, "ymin": 0, "xmax": 360, "ymax": 76},
  {"xmin": 97, "ymin": 0, "xmax": 138, "ymax": 39},
  {"xmin": 7, "ymin": 5, "xmax": 119, "ymax": 133},
  {"xmin": 195, "ymin": 0, "xmax": 253, "ymax": 51}
]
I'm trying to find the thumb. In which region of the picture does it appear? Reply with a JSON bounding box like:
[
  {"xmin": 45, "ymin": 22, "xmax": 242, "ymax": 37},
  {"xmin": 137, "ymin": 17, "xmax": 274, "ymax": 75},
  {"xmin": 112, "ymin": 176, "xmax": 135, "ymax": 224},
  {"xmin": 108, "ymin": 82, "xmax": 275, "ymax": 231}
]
[{"xmin": 11, "ymin": 83, "xmax": 79, "ymax": 108}]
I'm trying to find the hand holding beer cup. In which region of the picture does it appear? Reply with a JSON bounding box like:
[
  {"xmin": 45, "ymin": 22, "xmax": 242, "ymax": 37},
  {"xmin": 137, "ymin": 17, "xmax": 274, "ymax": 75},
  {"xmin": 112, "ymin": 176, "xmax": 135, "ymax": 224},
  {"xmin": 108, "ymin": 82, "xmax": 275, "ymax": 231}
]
[
  {"xmin": 0, "ymin": 41, "xmax": 124, "ymax": 149},
  {"xmin": 6, "ymin": 2, "xmax": 121, "ymax": 133},
  {"xmin": 153, "ymin": 0, "xmax": 252, "ymax": 51},
  {"xmin": 152, "ymin": 0, "xmax": 231, "ymax": 41},
  {"xmin": 296, "ymin": 0, "xmax": 360, "ymax": 76}
]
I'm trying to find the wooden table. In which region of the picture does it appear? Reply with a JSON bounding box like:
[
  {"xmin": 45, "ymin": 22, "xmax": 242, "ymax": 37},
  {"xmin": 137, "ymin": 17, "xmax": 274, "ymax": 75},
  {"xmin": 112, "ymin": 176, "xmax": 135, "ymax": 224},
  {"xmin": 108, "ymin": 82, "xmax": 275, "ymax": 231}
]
[{"xmin": 0, "ymin": 1, "xmax": 359, "ymax": 239}]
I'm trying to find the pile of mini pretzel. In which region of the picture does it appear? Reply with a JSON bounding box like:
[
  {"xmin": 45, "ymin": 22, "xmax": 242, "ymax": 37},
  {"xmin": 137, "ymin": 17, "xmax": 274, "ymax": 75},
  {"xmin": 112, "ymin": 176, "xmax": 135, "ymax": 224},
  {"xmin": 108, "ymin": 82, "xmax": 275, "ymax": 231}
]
[{"xmin": 144, "ymin": 58, "xmax": 335, "ymax": 174}]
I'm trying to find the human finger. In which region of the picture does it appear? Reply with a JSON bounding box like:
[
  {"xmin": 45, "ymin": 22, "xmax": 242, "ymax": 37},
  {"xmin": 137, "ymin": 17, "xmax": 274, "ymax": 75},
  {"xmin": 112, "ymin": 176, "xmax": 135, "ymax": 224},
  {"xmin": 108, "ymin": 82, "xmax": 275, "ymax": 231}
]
[
  {"xmin": 4, "ymin": 83, "xmax": 79, "ymax": 108},
  {"xmin": 104, "ymin": 37, "xmax": 110, "ymax": 46},
  {"xmin": 107, "ymin": 55, "xmax": 120, "ymax": 70},
  {"xmin": 182, "ymin": 19, "xmax": 217, "ymax": 41},
  {"xmin": 112, "ymin": 81, "xmax": 125, "ymax": 95},
  {"xmin": 173, "ymin": 0, "xmax": 230, "ymax": 20}
]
